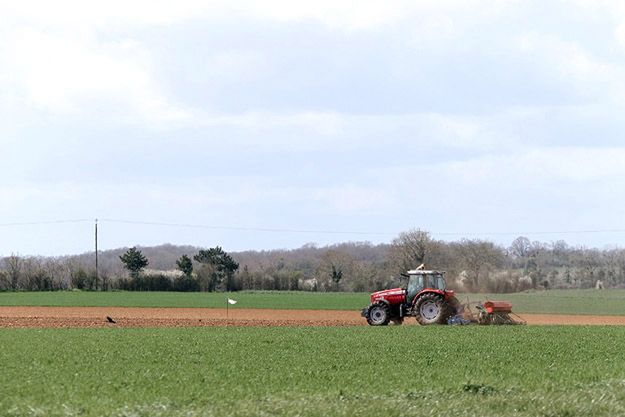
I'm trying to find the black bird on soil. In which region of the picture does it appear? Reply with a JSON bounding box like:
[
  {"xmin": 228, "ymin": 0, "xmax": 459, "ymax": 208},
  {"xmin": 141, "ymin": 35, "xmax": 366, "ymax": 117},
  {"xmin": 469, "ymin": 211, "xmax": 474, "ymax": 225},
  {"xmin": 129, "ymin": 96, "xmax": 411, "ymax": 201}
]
[{"xmin": 106, "ymin": 316, "xmax": 116, "ymax": 324}]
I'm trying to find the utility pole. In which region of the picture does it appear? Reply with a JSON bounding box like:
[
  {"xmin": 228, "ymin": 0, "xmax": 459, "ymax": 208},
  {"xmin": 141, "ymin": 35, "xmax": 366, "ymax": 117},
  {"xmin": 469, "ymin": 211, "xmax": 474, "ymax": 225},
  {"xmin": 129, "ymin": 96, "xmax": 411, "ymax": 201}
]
[{"xmin": 95, "ymin": 219, "xmax": 99, "ymax": 291}]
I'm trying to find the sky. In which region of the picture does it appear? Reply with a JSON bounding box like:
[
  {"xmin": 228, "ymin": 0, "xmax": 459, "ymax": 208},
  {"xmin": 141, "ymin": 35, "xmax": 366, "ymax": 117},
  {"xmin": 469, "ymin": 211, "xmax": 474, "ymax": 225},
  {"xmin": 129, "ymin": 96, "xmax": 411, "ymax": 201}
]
[{"xmin": 2, "ymin": 0, "xmax": 625, "ymax": 256}]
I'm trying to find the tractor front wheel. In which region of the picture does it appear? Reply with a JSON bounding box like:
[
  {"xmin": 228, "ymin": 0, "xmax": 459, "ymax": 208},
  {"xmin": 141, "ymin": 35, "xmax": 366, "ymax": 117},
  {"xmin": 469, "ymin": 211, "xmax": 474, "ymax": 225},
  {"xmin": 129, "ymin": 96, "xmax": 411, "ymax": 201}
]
[
  {"xmin": 414, "ymin": 293, "xmax": 446, "ymax": 325},
  {"xmin": 366, "ymin": 302, "xmax": 390, "ymax": 326}
]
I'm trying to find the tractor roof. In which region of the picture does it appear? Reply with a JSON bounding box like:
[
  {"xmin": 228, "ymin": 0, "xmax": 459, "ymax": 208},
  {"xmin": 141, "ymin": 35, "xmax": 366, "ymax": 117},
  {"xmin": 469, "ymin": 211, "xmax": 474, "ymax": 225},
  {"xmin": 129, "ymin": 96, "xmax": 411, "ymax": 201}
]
[{"xmin": 406, "ymin": 269, "xmax": 445, "ymax": 275}]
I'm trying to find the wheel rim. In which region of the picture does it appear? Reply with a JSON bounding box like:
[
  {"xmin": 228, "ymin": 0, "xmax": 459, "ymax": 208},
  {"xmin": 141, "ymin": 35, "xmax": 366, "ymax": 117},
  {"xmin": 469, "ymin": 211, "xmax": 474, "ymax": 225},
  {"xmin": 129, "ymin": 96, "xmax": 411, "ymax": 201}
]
[
  {"xmin": 420, "ymin": 300, "xmax": 440, "ymax": 321},
  {"xmin": 370, "ymin": 307, "xmax": 385, "ymax": 324}
]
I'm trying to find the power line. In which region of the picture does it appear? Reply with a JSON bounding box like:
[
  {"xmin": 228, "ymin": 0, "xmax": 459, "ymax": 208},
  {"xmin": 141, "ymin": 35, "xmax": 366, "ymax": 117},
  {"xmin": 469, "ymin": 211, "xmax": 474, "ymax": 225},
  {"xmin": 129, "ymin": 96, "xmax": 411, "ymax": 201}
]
[
  {"xmin": 0, "ymin": 219, "xmax": 92, "ymax": 227},
  {"xmin": 98, "ymin": 218, "xmax": 394, "ymax": 236},
  {"xmin": 434, "ymin": 229, "xmax": 625, "ymax": 237},
  {"xmin": 1, "ymin": 217, "xmax": 625, "ymax": 238},
  {"xmin": 99, "ymin": 219, "xmax": 625, "ymax": 237}
]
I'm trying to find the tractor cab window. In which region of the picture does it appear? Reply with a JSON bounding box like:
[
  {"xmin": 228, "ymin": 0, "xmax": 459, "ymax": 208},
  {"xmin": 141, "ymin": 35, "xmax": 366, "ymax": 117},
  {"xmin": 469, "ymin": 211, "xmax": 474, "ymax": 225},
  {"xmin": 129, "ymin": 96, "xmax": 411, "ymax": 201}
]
[
  {"xmin": 406, "ymin": 275, "xmax": 424, "ymax": 301},
  {"xmin": 432, "ymin": 274, "xmax": 446, "ymax": 290}
]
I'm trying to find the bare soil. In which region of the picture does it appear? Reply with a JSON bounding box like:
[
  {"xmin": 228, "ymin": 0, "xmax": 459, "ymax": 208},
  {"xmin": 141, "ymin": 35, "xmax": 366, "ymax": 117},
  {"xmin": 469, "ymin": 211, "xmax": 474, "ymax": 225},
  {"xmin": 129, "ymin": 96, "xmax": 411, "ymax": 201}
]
[{"xmin": 1, "ymin": 307, "xmax": 625, "ymax": 328}]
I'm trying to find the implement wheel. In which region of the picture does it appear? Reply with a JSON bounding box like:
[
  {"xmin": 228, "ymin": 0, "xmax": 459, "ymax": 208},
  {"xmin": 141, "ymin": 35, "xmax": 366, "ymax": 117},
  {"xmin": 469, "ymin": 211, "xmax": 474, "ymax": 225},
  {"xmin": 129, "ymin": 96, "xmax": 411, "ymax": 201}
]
[
  {"xmin": 414, "ymin": 293, "xmax": 446, "ymax": 325},
  {"xmin": 366, "ymin": 302, "xmax": 390, "ymax": 326}
]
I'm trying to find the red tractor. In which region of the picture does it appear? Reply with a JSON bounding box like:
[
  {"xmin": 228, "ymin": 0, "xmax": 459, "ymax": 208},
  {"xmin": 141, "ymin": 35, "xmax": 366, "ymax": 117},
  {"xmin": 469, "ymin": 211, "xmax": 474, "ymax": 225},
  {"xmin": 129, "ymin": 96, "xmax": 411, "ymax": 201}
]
[{"xmin": 361, "ymin": 268, "xmax": 460, "ymax": 325}]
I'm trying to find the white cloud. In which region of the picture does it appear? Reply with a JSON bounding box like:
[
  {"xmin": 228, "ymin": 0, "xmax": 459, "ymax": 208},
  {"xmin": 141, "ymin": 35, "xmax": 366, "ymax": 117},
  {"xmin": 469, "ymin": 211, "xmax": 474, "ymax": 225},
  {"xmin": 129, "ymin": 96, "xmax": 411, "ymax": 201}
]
[
  {"xmin": 201, "ymin": 51, "xmax": 273, "ymax": 85},
  {"xmin": 198, "ymin": 111, "xmax": 345, "ymax": 137},
  {"xmin": 0, "ymin": 27, "xmax": 190, "ymax": 124},
  {"xmin": 615, "ymin": 20, "xmax": 625, "ymax": 48},
  {"xmin": 0, "ymin": 1, "xmax": 210, "ymax": 28},
  {"xmin": 4, "ymin": 0, "xmax": 625, "ymax": 254},
  {"xmin": 0, "ymin": 0, "xmax": 476, "ymax": 32},
  {"xmin": 0, "ymin": 177, "xmax": 394, "ymax": 222},
  {"xmin": 4, "ymin": 0, "xmax": 625, "ymax": 128},
  {"xmin": 181, "ymin": 110, "xmax": 515, "ymax": 153},
  {"xmin": 427, "ymin": 147, "xmax": 625, "ymax": 187},
  {"xmin": 310, "ymin": 184, "xmax": 396, "ymax": 213},
  {"xmin": 515, "ymin": 32, "xmax": 623, "ymax": 98}
]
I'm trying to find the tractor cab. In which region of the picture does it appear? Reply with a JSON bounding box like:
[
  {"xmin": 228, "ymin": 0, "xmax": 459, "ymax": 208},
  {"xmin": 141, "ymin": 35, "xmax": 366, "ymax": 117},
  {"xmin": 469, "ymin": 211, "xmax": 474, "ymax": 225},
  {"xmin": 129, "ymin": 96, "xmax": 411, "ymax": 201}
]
[{"xmin": 405, "ymin": 270, "xmax": 448, "ymax": 303}]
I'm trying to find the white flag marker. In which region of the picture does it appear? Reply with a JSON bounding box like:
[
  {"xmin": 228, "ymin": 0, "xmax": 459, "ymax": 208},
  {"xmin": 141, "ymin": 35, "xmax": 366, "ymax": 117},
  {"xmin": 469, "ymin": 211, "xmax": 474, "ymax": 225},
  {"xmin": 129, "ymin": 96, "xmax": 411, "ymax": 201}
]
[{"xmin": 226, "ymin": 297, "xmax": 237, "ymax": 320}]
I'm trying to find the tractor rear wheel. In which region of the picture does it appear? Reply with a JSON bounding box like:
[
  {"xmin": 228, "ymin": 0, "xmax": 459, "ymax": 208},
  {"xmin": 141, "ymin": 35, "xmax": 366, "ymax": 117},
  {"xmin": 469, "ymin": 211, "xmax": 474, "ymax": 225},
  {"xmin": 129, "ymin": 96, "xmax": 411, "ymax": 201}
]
[
  {"xmin": 366, "ymin": 302, "xmax": 390, "ymax": 326},
  {"xmin": 414, "ymin": 293, "xmax": 446, "ymax": 325},
  {"xmin": 444, "ymin": 296, "xmax": 461, "ymax": 321},
  {"xmin": 447, "ymin": 296, "xmax": 460, "ymax": 315}
]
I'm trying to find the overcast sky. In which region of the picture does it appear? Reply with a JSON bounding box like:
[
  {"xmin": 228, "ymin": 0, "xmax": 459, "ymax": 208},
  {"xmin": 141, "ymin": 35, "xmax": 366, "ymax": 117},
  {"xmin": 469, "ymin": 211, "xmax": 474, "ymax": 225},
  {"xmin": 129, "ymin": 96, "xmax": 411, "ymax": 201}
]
[{"xmin": 2, "ymin": 0, "xmax": 625, "ymax": 256}]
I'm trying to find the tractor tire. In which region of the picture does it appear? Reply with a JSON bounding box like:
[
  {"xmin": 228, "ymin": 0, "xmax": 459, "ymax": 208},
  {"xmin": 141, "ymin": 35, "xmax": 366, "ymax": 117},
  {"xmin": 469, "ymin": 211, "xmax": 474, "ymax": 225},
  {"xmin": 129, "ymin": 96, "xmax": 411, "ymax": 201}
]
[
  {"xmin": 446, "ymin": 296, "xmax": 461, "ymax": 315},
  {"xmin": 366, "ymin": 302, "xmax": 390, "ymax": 326},
  {"xmin": 414, "ymin": 293, "xmax": 446, "ymax": 325},
  {"xmin": 443, "ymin": 296, "xmax": 461, "ymax": 321}
]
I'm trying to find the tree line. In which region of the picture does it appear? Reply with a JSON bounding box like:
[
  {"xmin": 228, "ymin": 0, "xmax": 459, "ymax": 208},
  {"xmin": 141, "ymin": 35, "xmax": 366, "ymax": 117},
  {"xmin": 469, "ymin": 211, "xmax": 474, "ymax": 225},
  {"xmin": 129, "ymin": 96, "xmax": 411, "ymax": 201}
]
[{"xmin": 1, "ymin": 229, "xmax": 624, "ymax": 293}]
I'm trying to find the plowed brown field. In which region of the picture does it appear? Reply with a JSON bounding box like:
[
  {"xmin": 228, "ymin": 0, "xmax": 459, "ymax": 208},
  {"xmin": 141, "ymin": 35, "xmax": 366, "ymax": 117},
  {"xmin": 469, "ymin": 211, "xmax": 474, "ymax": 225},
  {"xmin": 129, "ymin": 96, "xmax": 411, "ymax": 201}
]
[{"xmin": 1, "ymin": 306, "xmax": 625, "ymax": 328}]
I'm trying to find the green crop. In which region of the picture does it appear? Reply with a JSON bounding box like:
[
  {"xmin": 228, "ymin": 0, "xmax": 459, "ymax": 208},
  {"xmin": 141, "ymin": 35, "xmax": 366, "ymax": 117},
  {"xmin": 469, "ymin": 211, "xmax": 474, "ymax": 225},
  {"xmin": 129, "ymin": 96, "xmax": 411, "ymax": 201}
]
[
  {"xmin": 471, "ymin": 289, "xmax": 625, "ymax": 316},
  {"xmin": 1, "ymin": 326, "xmax": 625, "ymax": 416},
  {"xmin": 0, "ymin": 290, "xmax": 370, "ymax": 310}
]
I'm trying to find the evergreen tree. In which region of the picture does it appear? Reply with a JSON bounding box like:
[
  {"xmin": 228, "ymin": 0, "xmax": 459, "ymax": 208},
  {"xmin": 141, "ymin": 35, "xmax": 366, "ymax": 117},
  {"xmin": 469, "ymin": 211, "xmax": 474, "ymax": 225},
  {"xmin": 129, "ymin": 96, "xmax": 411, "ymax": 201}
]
[
  {"xmin": 176, "ymin": 254, "xmax": 193, "ymax": 277},
  {"xmin": 119, "ymin": 247, "xmax": 149, "ymax": 279},
  {"xmin": 194, "ymin": 246, "xmax": 239, "ymax": 291}
]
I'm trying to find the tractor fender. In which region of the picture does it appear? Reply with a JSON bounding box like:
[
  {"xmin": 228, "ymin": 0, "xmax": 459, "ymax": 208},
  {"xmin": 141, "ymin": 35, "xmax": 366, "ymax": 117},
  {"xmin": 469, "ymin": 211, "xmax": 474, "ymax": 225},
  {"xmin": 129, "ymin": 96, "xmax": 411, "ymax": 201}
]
[
  {"xmin": 410, "ymin": 289, "xmax": 446, "ymax": 307},
  {"xmin": 360, "ymin": 300, "xmax": 390, "ymax": 318}
]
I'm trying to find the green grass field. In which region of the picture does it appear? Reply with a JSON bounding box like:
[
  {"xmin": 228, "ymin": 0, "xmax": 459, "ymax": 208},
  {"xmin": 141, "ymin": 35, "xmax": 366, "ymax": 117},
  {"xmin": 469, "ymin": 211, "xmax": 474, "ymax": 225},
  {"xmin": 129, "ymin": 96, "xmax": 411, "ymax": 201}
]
[
  {"xmin": 473, "ymin": 289, "xmax": 625, "ymax": 316},
  {"xmin": 0, "ymin": 290, "xmax": 368, "ymax": 310},
  {"xmin": 1, "ymin": 326, "xmax": 625, "ymax": 417},
  {"xmin": 1, "ymin": 289, "xmax": 625, "ymax": 315}
]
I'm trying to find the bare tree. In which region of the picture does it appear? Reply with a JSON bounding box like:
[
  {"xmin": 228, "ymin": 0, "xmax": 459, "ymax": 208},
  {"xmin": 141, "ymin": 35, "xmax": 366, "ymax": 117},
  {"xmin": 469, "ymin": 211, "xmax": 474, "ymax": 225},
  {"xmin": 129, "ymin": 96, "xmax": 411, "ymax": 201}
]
[
  {"xmin": 389, "ymin": 229, "xmax": 442, "ymax": 272},
  {"xmin": 315, "ymin": 250, "xmax": 356, "ymax": 291},
  {"xmin": 510, "ymin": 236, "xmax": 531, "ymax": 259},
  {"xmin": 455, "ymin": 239, "xmax": 505, "ymax": 291},
  {"xmin": 5, "ymin": 254, "xmax": 22, "ymax": 290},
  {"xmin": 572, "ymin": 248, "xmax": 601, "ymax": 288},
  {"xmin": 0, "ymin": 270, "xmax": 8, "ymax": 290}
]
